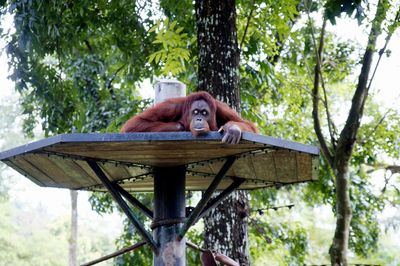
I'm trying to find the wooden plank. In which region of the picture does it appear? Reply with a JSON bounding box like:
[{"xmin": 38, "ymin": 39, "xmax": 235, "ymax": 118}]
[
  {"xmin": 312, "ymin": 156, "xmax": 319, "ymax": 181},
  {"xmin": 186, "ymin": 178, "xmax": 235, "ymax": 191},
  {"xmin": 186, "ymin": 176, "xmax": 269, "ymax": 190},
  {"xmin": 124, "ymin": 166, "xmax": 152, "ymax": 179},
  {"xmin": 49, "ymin": 156, "xmax": 96, "ymax": 187},
  {"xmin": 208, "ymin": 160, "xmax": 228, "ymax": 177},
  {"xmin": 73, "ymin": 160, "xmax": 103, "ymax": 185},
  {"xmin": 41, "ymin": 147, "xmax": 261, "ymax": 168},
  {"xmin": 25, "ymin": 154, "xmax": 84, "ymax": 189},
  {"xmin": 76, "ymin": 140, "xmax": 262, "ymax": 148},
  {"xmin": 119, "ymin": 178, "xmax": 235, "ymax": 191},
  {"xmin": 63, "ymin": 152, "xmax": 246, "ymax": 160},
  {"xmin": 0, "ymin": 131, "xmax": 318, "ymax": 161},
  {"xmin": 242, "ymin": 132, "xmax": 320, "ymax": 155},
  {"xmin": 101, "ymin": 164, "xmax": 131, "ymax": 182},
  {"xmin": 11, "ymin": 155, "xmax": 58, "ymax": 186},
  {"xmin": 117, "ymin": 180, "xmax": 154, "ymax": 192},
  {"xmin": 43, "ymin": 148, "xmax": 257, "ymax": 159},
  {"xmin": 7, "ymin": 150, "xmax": 318, "ymax": 191},
  {"xmin": 101, "ymin": 164, "xmax": 151, "ymax": 183},
  {"xmin": 252, "ymin": 152, "xmax": 278, "ymax": 182},
  {"xmin": 296, "ymin": 152, "xmax": 312, "ymax": 182},
  {"xmin": 231, "ymin": 157, "xmax": 255, "ymax": 179},
  {"xmin": 4, "ymin": 159, "xmax": 45, "ymax": 186},
  {"xmin": 1, "ymin": 132, "xmax": 319, "ymax": 190},
  {"xmin": 44, "ymin": 141, "xmax": 263, "ymax": 153},
  {"xmin": 274, "ymin": 150, "xmax": 297, "ymax": 183},
  {"xmin": 188, "ymin": 162, "xmax": 215, "ymax": 175},
  {"xmin": 115, "ymin": 176, "xmax": 270, "ymax": 192}
]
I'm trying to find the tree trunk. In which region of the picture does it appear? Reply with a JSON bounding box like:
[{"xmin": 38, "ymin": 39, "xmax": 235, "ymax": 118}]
[
  {"xmin": 196, "ymin": 0, "xmax": 240, "ymax": 109},
  {"xmin": 195, "ymin": 0, "xmax": 250, "ymax": 264},
  {"xmin": 69, "ymin": 190, "xmax": 78, "ymax": 266},
  {"xmin": 203, "ymin": 191, "xmax": 249, "ymax": 264},
  {"xmin": 329, "ymin": 167, "xmax": 352, "ymax": 265}
]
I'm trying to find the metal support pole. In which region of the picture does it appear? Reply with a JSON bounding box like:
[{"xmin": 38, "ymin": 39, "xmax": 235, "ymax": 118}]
[
  {"xmin": 178, "ymin": 156, "xmax": 236, "ymax": 240},
  {"xmin": 153, "ymin": 166, "xmax": 186, "ymax": 266},
  {"xmin": 197, "ymin": 178, "xmax": 245, "ymax": 221},
  {"xmin": 86, "ymin": 160, "xmax": 158, "ymax": 253},
  {"xmin": 115, "ymin": 183, "xmax": 154, "ymax": 219},
  {"xmin": 81, "ymin": 241, "xmax": 146, "ymax": 266}
]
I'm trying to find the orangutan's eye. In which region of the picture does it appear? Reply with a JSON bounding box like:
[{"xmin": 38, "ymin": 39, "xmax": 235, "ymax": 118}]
[
  {"xmin": 202, "ymin": 111, "xmax": 208, "ymax": 116},
  {"xmin": 193, "ymin": 110, "xmax": 199, "ymax": 115}
]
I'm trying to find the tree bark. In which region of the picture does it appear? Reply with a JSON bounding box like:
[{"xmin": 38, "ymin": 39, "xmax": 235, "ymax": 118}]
[
  {"xmin": 196, "ymin": 0, "xmax": 240, "ymax": 109},
  {"xmin": 195, "ymin": 0, "xmax": 250, "ymax": 264},
  {"xmin": 203, "ymin": 191, "xmax": 249, "ymax": 264},
  {"xmin": 69, "ymin": 190, "xmax": 78, "ymax": 266}
]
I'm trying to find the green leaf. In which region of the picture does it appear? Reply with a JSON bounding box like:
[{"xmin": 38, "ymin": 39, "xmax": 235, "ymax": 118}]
[
  {"xmin": 148, "ymin": 24, "xmax": 159, "ymax": 33},
  {"xmin": 170, "ymin": 20, "xmax": 177, "ymax": 30},
  {"xmin": 155, "ymin": 52, "xmax": 161, "ymax": 63},
  {"xmin": 148, "ymin": 53, "xmax": 156, "ymax": 63}
]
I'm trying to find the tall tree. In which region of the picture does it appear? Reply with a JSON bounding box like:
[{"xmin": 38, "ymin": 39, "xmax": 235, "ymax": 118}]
[
  {"xmin": 196, "ymin": 0, "xmax": 249, "ymax": 264},
  {"xmin": 69, "ymin": 190, "xmax": 78, "ymax": 266},
  {"xmin": 311, "ymin": 0, "xmax": 395, "ymax": 264}
]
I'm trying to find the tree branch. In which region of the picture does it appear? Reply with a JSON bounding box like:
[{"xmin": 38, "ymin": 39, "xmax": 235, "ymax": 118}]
[
  {"xmin": 367, "ymin": 8, "xmax": 400, "ymax": 92},
  {"xmin": 357, "ymin": 108, "xmax": 394, "ymax": 145},
  {"xmin": 312, "ymin": 19, "xmax": 337, "ymax": 148},
  {"xmin": 310, "ymin": 17, "xmax": 334, "ymax": 167},
  {"xmin": 321, "ymin": 77, "xmax": 338, "ymax": 148},
  {"xmin": 372, "ymin": 108, "xmax": 391, "ymax": 131},
  {"xmin": 239, "ymin": 0, "xmax": 256, "ymax": 52},
  {"xmin": 366, "ymin": 163, "xmax": 400, "ymax": 174},
  {"xmin": 308, "ymin": 9, "xmax": 337, "ymax": 149},
  {"xmin": 336, "ymin": 0, "xmax": 389, "ymax": 164},
  {"xmin": 84, "ymin": 39, "xmax": 93, "ymax": 53},
  {"xmin": 106, "ymin": 64, "xmax": 126, "ymax": 99}
]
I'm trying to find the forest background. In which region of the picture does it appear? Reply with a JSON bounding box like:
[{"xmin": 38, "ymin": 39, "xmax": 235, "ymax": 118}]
[{"xmin": 0, "ymin": 0, "xmax": 400, "ymax": 265}]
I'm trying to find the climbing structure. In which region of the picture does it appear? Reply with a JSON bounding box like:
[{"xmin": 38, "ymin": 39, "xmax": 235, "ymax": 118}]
[{"xmin": 0, "ymin": 131, "xmax": 319, "ymax": 265}]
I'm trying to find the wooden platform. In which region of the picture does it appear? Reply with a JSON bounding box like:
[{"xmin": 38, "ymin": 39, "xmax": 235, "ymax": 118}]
[{"xmin": 0, "ymin": 132, "xmax": 319, "ymax": 191}]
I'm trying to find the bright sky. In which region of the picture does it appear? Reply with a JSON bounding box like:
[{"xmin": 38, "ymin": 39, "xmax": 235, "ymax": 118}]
[{"xmin": 332, "ymin": 18, "xmax": 400, "ymax": 108}]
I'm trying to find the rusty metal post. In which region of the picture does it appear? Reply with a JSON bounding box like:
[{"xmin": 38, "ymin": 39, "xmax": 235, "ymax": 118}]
[{"xmin": 153, "ymin": 166, "xmax": 186, "ymax": 266}]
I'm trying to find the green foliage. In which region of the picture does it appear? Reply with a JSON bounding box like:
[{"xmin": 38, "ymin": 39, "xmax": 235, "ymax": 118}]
[
  {"xmin": 237, "ymin": 0, "xmax": 299, "ymax": 62},
  {"xmin": 237, "ymin": 0, "xmax": 301, "ymax": 124},
  {"xmin": 89, "ymin": 192, "xmax": 115, "ymax": 214},
  {"xmin": 349, "ymin": 170, "xmax": 383, "ymax": 257},
  {"xmin": 247, "ymin": 1, "xmax": 400, "ymax": 262},
  {"xmin": 0, "ymin": 200, "xmax": 20, "ymax": 264},
  {"xmin": 304, "ymin": 159, "xmax": 336, "ymax": 206},
  {"xmin": 0, "ymin": 194, "xmax": 119, "ymax": 266},
  {"xmin": 249, "ymin": 186, "xmax": 310, "ymax": 264},
  {"xmin": 1, "ymin": 0, "xmax": 400, "ymax": 264},
  {"xmin": 116, "ymin": 219, "xmax": 153, "ymax": 265},
  {"xmin": 354, "ymin": 101, "xmax": 400, "ymax": 165},
  {"xmin": 148, "ymin": 18, "xmax": 195, "ymax": 76},
  {"xmin": 324, "ymin": 0, "xmax": 367, "ymax": 24},
  {"xmin": 249, "ymin": 217, "xmax": 308, "ymax": 265},
  {"xmin": 185, "ymin": 228, "xmax": 203, "ymax": 265},
  {"xmin": 2, "ymin": 0, "xmax": 156, "ymax": 136},
  {"xmin": 0, "ymin": 94, "xmax": 24, "ymax": 197}
]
